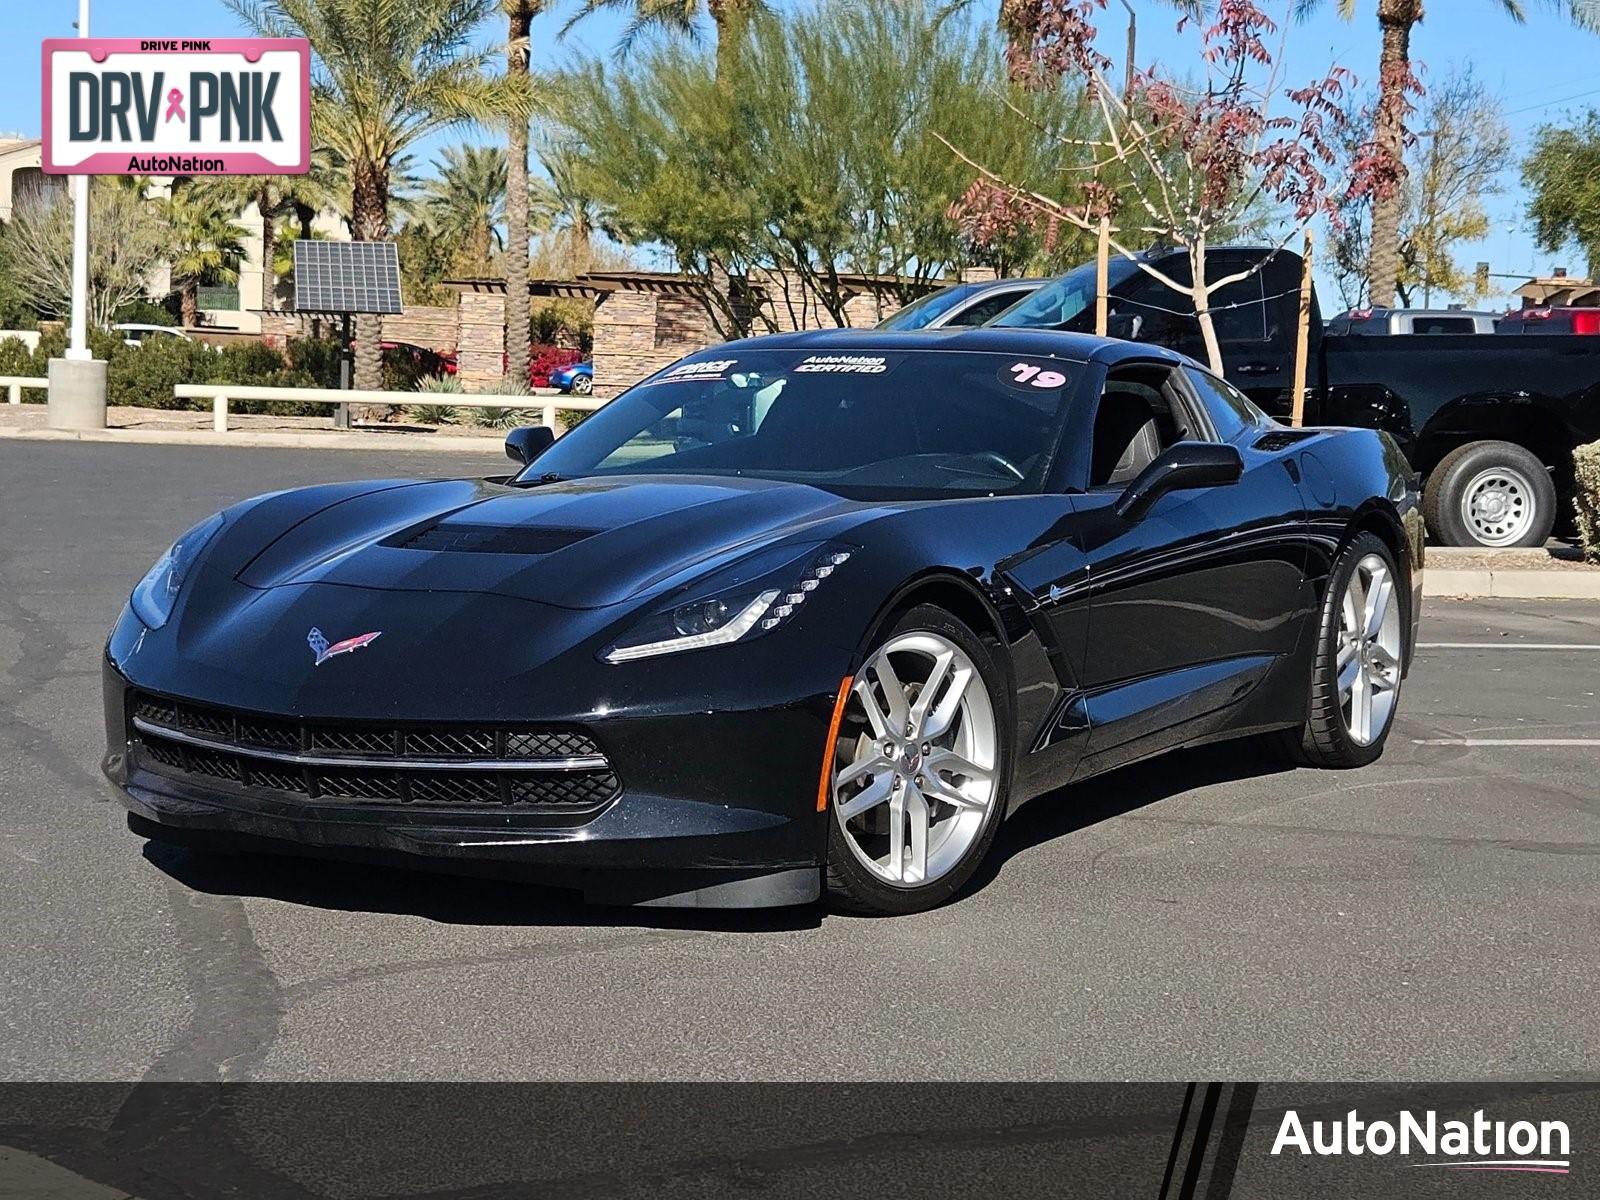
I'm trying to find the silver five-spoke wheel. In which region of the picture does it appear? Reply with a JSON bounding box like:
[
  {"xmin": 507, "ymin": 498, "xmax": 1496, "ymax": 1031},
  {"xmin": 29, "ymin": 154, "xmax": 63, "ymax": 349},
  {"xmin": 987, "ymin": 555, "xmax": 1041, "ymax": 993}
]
[
  {"xmin": 1337, "ymin": 553, "xmax": 1403, "ymax": 746},
  {"xmin": 1460, "ymin": 466, "xmax": 1535, "ymax": 547},
  {"xmin": 834, "ymin": 631, "xmax": 998, "ymax": 887}
]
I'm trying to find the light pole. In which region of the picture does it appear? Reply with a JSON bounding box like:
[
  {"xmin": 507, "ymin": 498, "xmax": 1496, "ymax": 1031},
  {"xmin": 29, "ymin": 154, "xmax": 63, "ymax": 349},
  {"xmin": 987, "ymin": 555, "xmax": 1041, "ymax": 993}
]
[
  {"xmin": 66, "ymin": 0, "xmax": 90, "ymax": 360},
  {"xmin": 46, "ymin": 0, "xmax": 109, "ymax": 429}
]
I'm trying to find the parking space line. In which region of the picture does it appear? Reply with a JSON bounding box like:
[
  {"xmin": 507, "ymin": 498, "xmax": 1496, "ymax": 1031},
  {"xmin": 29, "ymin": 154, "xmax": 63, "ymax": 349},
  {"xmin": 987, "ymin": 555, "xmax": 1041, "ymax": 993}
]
[
  {"xmin": 1417, "ymin": 642, "xmax": 1600, "ymax": 650},
  {"xmin": 1413, "ymin": 738, "xmax": 1600, "ymax": 746}
]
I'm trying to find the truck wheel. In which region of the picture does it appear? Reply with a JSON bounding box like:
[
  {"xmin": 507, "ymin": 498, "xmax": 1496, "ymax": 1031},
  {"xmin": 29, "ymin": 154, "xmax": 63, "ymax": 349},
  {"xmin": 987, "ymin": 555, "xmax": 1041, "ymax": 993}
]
[{"xmin": 1423, "ymin": 440, "xmax": 1556, "ymax": 548}]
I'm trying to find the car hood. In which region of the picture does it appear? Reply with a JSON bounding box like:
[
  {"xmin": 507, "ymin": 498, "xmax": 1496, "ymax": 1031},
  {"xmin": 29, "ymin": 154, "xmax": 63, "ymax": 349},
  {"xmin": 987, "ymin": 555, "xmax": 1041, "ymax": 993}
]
[{"xmin": 235, "ymin": 474, "xmax": 869, "ymax": 610}]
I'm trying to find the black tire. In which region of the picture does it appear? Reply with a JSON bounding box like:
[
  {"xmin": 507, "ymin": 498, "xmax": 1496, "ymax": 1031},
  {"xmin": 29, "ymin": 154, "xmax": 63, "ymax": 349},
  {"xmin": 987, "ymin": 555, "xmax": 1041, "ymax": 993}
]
[
  {"xmin": 1423, "ymin": 440, "xmax": 1555, "ymax": 548},
  {"xmin": 1268, "ymin": 532, "xmax": 1404, "ymax": 769},
  {"xmin": 571, "ymin": 374, "xmax": 593, "ymax": 396},
  {"xmin": 824, "ymin": 604, "xmax": 1011, "ymax": 916}
]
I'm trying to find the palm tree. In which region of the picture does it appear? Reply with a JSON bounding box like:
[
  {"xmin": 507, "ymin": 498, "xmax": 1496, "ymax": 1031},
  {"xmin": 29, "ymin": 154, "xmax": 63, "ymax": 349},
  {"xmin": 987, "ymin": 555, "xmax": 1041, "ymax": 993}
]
[
  {"xmin": 502, "ymin": 1, "xmax": 546, "ymax": 385},
  {"xmin": 563, "ymin": 0, "xmax": 769, "ymax": 78},
  {"xmin": 187, "ymin": 163, "xmax": 338, "ymax": 312},
  {"xmin": 420, "ymin": 144, "xmax": 510, "ymax": 271},
  {"xmin": 227, "ymin": 0, "xmax": 531, "ymax": 387},
  {"xmin": 166, "ymin": 189, "xmax": 247, "ymax": 328},
  {"xmin": 1302, "ymin": 0, "xmax": 1600, "ymax": 305},
  {"xmin": 534, "ymin": 135, "xmax": 600, "ymax": 274}
]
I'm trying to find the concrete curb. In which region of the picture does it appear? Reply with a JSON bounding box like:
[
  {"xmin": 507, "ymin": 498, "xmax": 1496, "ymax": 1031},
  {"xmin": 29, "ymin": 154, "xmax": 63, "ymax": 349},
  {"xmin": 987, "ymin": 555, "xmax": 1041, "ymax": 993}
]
[
  {"xmin": 0, "ymin": 425, "xmax": 507, "ymax": 454},
  {"xmin": 1424, "ymin": 567, "xmax": 1600, "ymax": 600}
]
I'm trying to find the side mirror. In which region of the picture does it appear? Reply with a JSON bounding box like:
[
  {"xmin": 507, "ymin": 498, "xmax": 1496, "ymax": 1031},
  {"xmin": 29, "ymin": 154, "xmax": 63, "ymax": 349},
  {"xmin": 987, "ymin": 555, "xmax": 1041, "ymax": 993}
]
[
  {"xmin": 1113, "ymin": 442, "xmax": 1243, "ymax": 522},
  {"xmin": 505, "ymin": 424, "xmax": 555, "ymax": 466}
]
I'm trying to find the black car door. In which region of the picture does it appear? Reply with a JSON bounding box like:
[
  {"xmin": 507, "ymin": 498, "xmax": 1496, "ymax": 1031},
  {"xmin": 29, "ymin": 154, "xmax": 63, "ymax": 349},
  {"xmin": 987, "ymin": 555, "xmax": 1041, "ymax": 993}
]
[{"xmin": 1023, "ymin": 359, "xmax": 1309, "ymax": 773}]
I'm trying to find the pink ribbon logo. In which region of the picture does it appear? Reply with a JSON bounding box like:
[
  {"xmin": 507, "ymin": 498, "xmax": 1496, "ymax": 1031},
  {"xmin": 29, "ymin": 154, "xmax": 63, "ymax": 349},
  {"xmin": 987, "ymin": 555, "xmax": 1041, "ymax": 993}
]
[{"xmin": 164, "ymin": 88, "xmax": 185, "ymax": 123}]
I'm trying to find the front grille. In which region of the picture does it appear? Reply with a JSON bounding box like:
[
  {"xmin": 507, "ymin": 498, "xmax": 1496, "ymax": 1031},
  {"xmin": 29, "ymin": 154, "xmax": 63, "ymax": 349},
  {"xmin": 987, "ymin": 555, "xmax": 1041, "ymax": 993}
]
[{"xmin": 127, "ymin": 691, "xmax": 619, "ymax": 812}]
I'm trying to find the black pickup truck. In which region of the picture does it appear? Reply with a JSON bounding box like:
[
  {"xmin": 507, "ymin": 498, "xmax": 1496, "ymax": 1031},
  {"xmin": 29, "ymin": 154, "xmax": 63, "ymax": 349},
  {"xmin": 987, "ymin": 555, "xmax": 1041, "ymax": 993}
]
[{"xmin": 991, "ymin": 246, "xmax": 1600, "ymax": 547}]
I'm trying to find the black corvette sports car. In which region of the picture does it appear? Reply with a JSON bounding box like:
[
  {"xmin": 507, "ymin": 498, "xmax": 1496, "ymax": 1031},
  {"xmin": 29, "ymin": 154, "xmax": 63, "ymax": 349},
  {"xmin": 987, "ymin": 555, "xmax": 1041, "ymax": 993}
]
[{"xmin": 103, "ymin": 329, "xmax": 1422, "ymax": 914}]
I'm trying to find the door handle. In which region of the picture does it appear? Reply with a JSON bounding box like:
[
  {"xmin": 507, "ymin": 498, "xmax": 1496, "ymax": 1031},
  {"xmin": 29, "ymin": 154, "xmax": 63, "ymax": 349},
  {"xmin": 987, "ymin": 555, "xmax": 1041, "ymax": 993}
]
[{"xmin": 1235, "ymin": 362, "xmax": 1275, "ymax": 375}]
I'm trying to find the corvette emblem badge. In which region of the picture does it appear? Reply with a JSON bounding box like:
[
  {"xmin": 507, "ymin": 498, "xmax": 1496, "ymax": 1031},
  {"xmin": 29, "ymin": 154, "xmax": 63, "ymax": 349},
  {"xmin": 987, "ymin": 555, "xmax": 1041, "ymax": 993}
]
[{"xmin": 307, "ymin": 627, "xmax": 381, "ymax": 667}]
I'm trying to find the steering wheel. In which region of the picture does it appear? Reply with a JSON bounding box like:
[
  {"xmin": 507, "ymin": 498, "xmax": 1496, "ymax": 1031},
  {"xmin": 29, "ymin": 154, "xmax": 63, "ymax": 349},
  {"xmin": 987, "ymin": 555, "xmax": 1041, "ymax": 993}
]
[{"xmin": 971, "ymin": 450, "xmax": 1025, "ymax": 481}]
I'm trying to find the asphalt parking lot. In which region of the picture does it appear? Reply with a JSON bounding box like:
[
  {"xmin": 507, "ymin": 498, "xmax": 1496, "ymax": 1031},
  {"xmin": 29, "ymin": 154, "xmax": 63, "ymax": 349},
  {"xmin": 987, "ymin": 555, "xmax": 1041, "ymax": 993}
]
[{"xmin": 2, "ymin": 440, "xmax": 1598, "ymax": 1082}]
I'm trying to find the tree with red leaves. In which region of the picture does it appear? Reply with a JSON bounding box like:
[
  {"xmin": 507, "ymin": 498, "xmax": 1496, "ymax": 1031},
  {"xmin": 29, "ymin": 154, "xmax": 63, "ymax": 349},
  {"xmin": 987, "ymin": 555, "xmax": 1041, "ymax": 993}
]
[{"xmin": 946, "ymin": 0, "xmax": 1389, "ymax": 373}]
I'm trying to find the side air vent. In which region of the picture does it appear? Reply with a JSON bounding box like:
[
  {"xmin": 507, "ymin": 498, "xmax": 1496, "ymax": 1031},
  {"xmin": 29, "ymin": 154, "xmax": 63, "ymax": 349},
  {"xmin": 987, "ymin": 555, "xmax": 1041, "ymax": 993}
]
[
  {"xmin": 390, "ymin": 523, "xmax": 599, "ymax": 555},
  {"xmin": 1253, "ymin": 429, "xmax": 1317, "ymax": 451}
]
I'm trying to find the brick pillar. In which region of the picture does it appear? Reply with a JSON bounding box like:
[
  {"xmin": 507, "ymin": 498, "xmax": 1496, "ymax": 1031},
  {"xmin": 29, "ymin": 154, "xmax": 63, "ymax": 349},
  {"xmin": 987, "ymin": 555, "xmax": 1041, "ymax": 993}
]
[
  {"xmin": 457, "ymin": 292, "xmax": 507, "ymax": 389},
  {"xmin": 592, "ymin": 291, "xmax": 658, "ymax": 400}
]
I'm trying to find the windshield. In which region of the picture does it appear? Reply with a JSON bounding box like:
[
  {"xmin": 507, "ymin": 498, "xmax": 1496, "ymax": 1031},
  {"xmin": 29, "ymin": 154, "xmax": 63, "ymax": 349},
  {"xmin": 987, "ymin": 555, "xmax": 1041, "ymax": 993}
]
[
  {"xmin": 990, "ymin": 259, "xmax": 1138, "ymax": 329},
  {"xmin": 520, "ymin": 348, "xmax": 1083, "ymax": 498},
  {"xmin": 875, "ymin": 284, "xmax": 982, "ymax": 331}
]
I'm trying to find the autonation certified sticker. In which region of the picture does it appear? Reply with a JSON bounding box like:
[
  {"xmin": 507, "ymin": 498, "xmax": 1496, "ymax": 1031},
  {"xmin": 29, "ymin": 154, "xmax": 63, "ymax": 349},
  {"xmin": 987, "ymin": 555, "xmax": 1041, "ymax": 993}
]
[
  {"xmin": 793, "ymin": 354, "xmax": 891, "ymax": 374},
  {"xmin": 43, "ymin": 38, "xmax": 310, "ymax": 175}
]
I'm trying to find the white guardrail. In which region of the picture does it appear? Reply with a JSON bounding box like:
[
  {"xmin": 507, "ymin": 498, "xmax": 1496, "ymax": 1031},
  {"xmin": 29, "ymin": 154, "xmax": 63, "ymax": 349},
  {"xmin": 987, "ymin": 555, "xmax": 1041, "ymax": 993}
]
[
  {"xmin": 2, "ymin": 375, "xmax": 50, "ymax": 404},
  {"xmin": 172, "ymin": 383, "xmax": 605, "ymax": 434}
]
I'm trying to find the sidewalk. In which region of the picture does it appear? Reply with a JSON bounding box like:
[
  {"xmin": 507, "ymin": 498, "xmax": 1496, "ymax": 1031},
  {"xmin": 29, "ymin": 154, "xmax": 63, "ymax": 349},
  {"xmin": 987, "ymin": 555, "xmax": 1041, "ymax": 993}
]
[{"xmin": 1425, "ymin": 545, "xmax": 1600, "ymax": 600}]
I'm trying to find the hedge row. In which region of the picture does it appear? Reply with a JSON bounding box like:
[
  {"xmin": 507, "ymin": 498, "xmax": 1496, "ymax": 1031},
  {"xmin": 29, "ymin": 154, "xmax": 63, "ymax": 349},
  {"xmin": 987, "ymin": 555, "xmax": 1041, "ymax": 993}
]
[
  {"xmin": 1576, "ymin": 441, "xmax": 1600, "ymax": 563},
  {"xmin": 0, "ymin": 329, "xmax": 436, "ymax": 416}
]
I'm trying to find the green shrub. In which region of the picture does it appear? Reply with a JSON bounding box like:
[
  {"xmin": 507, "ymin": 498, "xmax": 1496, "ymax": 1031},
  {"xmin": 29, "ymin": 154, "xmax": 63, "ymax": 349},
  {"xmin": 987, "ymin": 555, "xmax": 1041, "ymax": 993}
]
[
  {"xmin": 408, "ymin": 403, "xmax": 461, "ymax": 424},
  {"xmin": 0, "ymin": 337, "xmax": 35, "ymax": 378},
  {"xmin": 105, "ymin": 336, "xmax": 217, "ymax": 409},
  {"xmin": 286, "ymin": 337, "xmax": 342, "ymax": 388},
  {"xmin": 470, "ymin": 376, "xmax": 538, "ymax": 428},
  {"xmin": 1576, "ymin": 441, "xmax": 1600, "ymax": 563}
]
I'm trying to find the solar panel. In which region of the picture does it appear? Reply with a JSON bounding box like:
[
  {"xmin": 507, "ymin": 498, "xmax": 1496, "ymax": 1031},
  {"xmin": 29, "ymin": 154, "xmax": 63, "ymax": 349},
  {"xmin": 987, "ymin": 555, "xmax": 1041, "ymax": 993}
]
[{"xmin": 291, "ymin": 241, "xmax": 404, "ymax": 314}]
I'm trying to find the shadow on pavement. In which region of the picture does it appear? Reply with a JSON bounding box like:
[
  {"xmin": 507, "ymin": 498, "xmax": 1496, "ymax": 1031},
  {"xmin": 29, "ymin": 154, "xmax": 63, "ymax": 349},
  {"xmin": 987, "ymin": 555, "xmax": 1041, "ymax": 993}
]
[{"xmin": 961, "ymin": 739, "xmax": 1296, "ymax": 897}]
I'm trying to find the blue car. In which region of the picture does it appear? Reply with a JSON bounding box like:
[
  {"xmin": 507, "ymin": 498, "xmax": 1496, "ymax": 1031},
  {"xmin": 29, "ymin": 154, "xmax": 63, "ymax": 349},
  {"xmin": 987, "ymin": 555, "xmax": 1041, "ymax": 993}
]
[{"xmin": 550, "ymin": 361, "xmax": 593, "ymax": 396}]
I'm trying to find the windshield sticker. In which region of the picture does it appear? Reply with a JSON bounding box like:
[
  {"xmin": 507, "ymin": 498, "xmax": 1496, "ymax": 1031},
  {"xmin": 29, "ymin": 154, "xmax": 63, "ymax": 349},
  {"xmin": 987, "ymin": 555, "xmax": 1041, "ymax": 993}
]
[
  {"xmin": 649, "ymin": 358, "xmax": 739, "ymax": 385},
  {"xmin": 793, "ymin": 354, "xmax": 892, "ymax": 375},
  {"xmin": 1001, "ymin": 360, "xmax": 1069, "ymax": 391}
]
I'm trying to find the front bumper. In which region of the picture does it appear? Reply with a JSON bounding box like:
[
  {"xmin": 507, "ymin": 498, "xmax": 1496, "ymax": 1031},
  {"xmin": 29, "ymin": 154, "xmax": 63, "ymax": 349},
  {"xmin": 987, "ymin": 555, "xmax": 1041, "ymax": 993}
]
[{"xmin": 102, "ymin": 651, "xmax": 835, "ymax": 909}]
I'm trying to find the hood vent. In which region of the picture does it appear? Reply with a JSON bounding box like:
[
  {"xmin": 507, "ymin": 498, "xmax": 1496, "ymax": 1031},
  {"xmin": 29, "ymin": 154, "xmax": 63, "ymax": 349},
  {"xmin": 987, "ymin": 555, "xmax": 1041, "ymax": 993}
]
[
  {"xmin": 1253, "ymin": 429, "xmax": 1317, "ymax": 452},
  {"xmin": 389, "ymin": 522, "xmax": 600, "ymax": 555}
]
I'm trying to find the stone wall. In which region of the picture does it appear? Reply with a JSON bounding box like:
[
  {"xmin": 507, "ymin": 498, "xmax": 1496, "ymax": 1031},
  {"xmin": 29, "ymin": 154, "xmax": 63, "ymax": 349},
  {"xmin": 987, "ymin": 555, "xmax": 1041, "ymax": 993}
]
[
  {"xmin": 257, "ymin": 305, "xmax": 460, "ymax": 356},
  {"xmin": 382, "ymin": 305, "xmax": 459, "ymax": 353}
]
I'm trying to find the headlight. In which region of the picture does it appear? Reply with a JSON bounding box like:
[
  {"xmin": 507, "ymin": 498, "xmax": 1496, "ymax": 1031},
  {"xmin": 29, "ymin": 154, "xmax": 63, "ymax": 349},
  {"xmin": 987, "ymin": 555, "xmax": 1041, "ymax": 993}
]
[
  {"xmin": 130, "ymin": 512, "xmax": 225, "ymax": 630},
  {"xmin": 602, "ymin": 542, "xmax": 854, "ymax": 664}
]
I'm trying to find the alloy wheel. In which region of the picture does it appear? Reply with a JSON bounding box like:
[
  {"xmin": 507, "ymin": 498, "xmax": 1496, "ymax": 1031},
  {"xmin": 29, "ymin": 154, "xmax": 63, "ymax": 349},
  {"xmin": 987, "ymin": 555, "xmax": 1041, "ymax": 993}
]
[
  {"xmin": 833, "ymin": 631, "xmax": 998, "ymax": 887},
  {"xmin": 1336, "ymin": 553, "xmax": 1403, "ymax": 746},
  {"xmin": 1460, "ymin": 466, "xmax": 1536, "ymax": 547}
]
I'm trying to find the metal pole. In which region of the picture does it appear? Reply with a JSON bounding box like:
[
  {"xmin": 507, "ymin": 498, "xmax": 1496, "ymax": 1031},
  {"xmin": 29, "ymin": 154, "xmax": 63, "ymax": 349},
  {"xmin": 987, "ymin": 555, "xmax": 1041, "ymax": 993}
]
[
  {"xmin": 336, "ymin": 314, "xmax": 352, "ymax": 428},
  {"xmin": 66, "ymin": 0, "xmax": 91, "ymax": 361}
]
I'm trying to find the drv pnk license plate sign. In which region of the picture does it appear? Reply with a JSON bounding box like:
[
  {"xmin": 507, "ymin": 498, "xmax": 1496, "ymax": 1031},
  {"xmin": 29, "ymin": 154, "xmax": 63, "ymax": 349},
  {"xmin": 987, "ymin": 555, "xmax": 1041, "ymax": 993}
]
[{"xmin": 42, "ymin": 38, "xmax": 310, "ymax": 175}]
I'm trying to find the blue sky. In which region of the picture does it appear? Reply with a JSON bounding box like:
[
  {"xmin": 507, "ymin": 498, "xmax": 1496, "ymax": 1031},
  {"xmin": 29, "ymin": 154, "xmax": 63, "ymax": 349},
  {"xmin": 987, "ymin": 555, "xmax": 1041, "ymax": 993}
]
[{"xmin": 6, "ymin": 0, "xmax": 1600, "ymax": 303}]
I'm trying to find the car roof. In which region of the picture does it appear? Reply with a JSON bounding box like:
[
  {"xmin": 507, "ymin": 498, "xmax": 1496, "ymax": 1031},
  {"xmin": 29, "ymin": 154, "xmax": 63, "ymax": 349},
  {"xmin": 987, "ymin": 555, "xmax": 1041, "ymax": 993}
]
[
  {"xmin": 963, "ymin": 277, "xmax": 1043, "ymax": 295},
  {"xmin": 710, "ymin": 325, "xmax": 1180, "ymax": 365}
]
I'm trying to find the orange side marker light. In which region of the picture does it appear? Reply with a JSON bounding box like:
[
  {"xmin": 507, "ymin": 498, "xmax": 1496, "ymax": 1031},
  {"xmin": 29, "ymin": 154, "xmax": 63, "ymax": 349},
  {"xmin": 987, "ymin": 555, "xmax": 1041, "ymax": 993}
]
[{"xmin": 816, "ymin": 675, "xmax": 853, "ymax": 812}]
